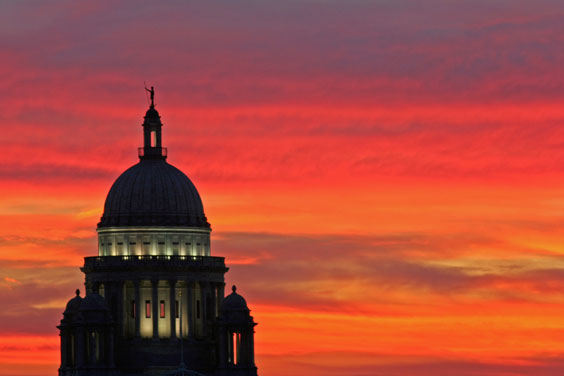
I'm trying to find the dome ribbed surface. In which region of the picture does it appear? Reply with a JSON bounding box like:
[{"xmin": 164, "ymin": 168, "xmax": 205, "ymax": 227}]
[{"xmin": 98, "ymin": 159, "xmax": 210, "ymax": 228}]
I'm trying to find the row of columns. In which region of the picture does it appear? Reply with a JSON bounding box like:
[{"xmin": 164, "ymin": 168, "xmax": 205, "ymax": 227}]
[
  {"xmin": 60, "ymin": 327, "xmax": 115, "ymax": 370},
  {"xmin": 91, "ymin": 280, "xmax": 225, "ymax": 340},
  {"xmin": 218, "ymin": 329, "xmax": 255, "ymax": 368}
]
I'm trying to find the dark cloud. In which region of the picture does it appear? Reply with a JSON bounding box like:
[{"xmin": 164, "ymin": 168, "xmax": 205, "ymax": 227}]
[
  {"xmin": 0, "ymin": 266, "xmax": 84, "ymax": 335},
  {"xmin": 216, "ymin": 231, "xmax": 564, "ymax": 310},
  {"xmin": 0, "ymin": 163, "xmax": 114, "ymax": 181},
  {"xmin": 260, "ymin": 351, "xmax": 564, "ymax": 376}
]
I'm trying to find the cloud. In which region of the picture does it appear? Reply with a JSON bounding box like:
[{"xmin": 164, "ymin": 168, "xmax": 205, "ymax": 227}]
[
  {"xmin": 216, "ymin": 232, "xmax": 564, "ymax": 311},
  {"xmin": 259, "ymin": 351, "xmax": 564, "ymax": 376}
]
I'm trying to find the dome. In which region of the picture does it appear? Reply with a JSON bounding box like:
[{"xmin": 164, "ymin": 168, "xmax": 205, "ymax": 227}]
[
  {"xmin": 63, "ymin": 289, "xmax": 83, "ymax": 316},
  {"xmin": 221, "ymin": 286, "xmax": 253, "ymax": 324},
  {"xmin": 145, "ymin": 106, "xmax": 160, "ymax": 119},
  {"xmin": 80, "ymin": 293, "xmax": 109, "ymax": 312},
  {"xmin": 79, "ymin": 293, "xmax": 113, "ymax": 324},
  {"xmin": 98, "ymin": 159, "xmax": 210, "ymax": 228},
  {"xmin": 222, "ymin": 285, "xmax": 249, "ymax": 311}
]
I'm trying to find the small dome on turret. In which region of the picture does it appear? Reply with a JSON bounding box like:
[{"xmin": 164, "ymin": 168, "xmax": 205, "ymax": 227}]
[
  {"xmin": 222, "ymin": 285, "xmax": 249, "ymax": 311},
  {"xmin": 221, "ymin": 285, "xmax": 254, "ymax": 324},
  {"xmin": 80, "ymin": 293, "xmax": 109, "ymax": 312},
  {"xmin": 79, "ymin": 293, "xmax": 113, "ymax": 324},
  {"xmin": 63, "ymin": 289, "xmax": 83, "ymax": 317}
]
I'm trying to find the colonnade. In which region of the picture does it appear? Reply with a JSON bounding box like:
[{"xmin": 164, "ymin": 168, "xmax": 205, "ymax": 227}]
[
  {"xmin": 60, "ymin": 327, "xmax": 115, "ymax": 369},
  {"xmin": 90, "ymin": 279, "xmax": 225, "ymax": 340}
]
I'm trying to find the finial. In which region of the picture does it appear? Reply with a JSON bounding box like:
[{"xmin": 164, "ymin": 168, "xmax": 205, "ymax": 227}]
[
  {"xmin": 75, "ymin": 289, "xmax": 80, "ymax": 296},
  {"xmin": 232, "ymin": 285, "xmax": 237, "ymax": 293}
]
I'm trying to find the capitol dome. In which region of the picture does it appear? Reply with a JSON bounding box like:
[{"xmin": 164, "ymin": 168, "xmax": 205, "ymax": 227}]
[
  {"xmin": 98, "ymin": 159, "xmax": 209, "ymax": 228},
  {"xmin": 96, "ymin": 102, "xmax": 212, "ymax": 257}
]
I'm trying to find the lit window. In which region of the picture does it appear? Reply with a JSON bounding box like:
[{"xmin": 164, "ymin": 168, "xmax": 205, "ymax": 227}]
[
  {"xmin": 160, "ymin": 300, "xmax": 165, "ymax": 318},
  {"xmin": 145, "ymin": 300, "xmax": 151, "ymax": 318},
  {"xmin": 175, "ymin": 300, "xmax": 179, "ymax": 318}
]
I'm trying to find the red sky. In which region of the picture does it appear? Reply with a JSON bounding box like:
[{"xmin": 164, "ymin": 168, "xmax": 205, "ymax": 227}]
[{"xmin": 3, "ymin": 1, "xmax": 564, "ymax": 375}]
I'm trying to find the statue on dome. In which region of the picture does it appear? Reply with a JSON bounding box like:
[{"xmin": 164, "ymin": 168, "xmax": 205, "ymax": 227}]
[{"xmin": 145, "ymin": 85, "xmax": 155, "ymax": 107}]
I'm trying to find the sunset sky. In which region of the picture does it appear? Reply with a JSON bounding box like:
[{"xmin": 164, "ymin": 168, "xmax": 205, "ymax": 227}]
[{"xmin": 3, "ymin": 1, "xmax": 564, "ymax": 375}]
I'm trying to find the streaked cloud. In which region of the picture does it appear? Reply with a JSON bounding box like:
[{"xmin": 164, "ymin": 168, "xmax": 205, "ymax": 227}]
[{"xmin": 3, "ymin": 1, "xmax": 564, "ymax": 375}]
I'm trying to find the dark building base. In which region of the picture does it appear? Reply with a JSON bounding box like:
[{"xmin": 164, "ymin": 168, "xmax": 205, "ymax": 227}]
[{"xmin": 116, "ymin": 338, "xmax": 216, "ymax": 375}]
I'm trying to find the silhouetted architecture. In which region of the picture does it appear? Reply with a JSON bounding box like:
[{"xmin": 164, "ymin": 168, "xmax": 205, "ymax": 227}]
[{"xmin": 58, "ymin": 96, "xmax": 258, "ymax": 376}]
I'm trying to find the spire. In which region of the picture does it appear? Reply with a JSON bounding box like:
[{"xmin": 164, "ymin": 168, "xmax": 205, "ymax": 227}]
[{"xmin": 138, "ymin": 87, "xmax": 167, "ymax": 160}]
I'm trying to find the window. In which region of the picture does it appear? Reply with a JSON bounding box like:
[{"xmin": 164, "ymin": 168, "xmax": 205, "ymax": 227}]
[
  {"xmin": 160, "ymin": 300, "xmax": 165, "ymax": 318},
  {"xmin": 151, "ymin": 131, "xmax": 156, "ymax": 147},
  {"xmin": 196, "ymin": 300, "xmax": 200, "ymax": 319},
  {"xmin": 131, "ymin": 300, "xmax": 135, "ymax": 318},
  {"xmin": 145, "ymin": 300, "xmax": 151, "ymax": 318},
  {"xmin": 175, "ymin": 300, "xmax": 179, "ymax": 318}
]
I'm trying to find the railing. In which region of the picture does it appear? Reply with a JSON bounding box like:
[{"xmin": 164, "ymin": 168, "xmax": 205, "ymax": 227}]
[
  {"xmin": 138, "ymin": 147, "xmax": 167, "ymax": 158},
  {"xmin": 84, "ymin": 255, "xmax": 225, "ymax": 268}
]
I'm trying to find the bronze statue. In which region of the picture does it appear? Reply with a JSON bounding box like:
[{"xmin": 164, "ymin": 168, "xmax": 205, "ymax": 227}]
[{"xmin": 145, "ymin": 85, "xmax": 155, "ymax": 107}]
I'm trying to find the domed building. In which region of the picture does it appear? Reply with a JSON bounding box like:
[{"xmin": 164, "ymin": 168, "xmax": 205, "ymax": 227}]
[{"xmin": 58, "ymin": 97, "xmax": 258, "ymax": 376}]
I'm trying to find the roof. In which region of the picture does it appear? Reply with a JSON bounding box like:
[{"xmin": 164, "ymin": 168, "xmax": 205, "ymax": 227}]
[{"xmin": 98, "ymin": 159, "xmax": 210, "ymax": 228}]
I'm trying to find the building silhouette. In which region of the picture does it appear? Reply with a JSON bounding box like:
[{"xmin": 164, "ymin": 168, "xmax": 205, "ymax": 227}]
[{"xmin": 58, "ymin": 98, "xmax": 258, "ymax": 376}]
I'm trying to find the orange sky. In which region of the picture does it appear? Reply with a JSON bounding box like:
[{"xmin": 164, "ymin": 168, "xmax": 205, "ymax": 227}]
[{"xmin": 3, "ymin": 1, "xmax": 564, "ymax": 375}]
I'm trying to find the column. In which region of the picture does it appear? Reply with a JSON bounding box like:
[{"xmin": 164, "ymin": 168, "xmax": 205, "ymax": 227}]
[
  {"xmin": 236, "ymin": 332, "xmax": 241, "ymax": 364},
  {"xmin": 229, "ymin": 331, "xmax": 234, "ymax": 365},
  {"xmin": 152, "ymin": 279, "xmax": 159, "ymax": 340},
  {"xmin": 116, "ymin": 281, "xmax": 124, "ymax": 337},
  {"xmin": 89, "ymin": 331, "xmax": 96, "ymax": 365},
  {"xmin": 169, "ymin": 279, "xmax": 176, "ymax": 339},
  {"xmin": 249, "ymin": 327, "xmax": 255, "ymax": 365},
  {"xmin": 76, "ymin": 327, "xmax": 85, "ymax": 367},
  {"xmin": 201, "ymin": 282, "xmax": 208, "ymax": 336},
  {"xmin": 218, "ymin": 325, "xmax": 226, "ymax": 367},
  {"xmin": 209, "ymin": 283, "xmax": 216, "ymax": 321},
  {"xmin": 217, "ymin": 283, "xmax": 225, "ymax": 318},
  {"xmin": 134, "ymin": 281, "xmax": 141, "ymax": 338},
  {"xmin": 187, "ymin": 282, "xmax": 194, "ymax": 338},
  {"xmin": 60, "ymin": 332, "xmax": 68, "ymax": 368},
  {"xmin": 107, "ymin": 328, "xmax": 115, "ymax": 367}
]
